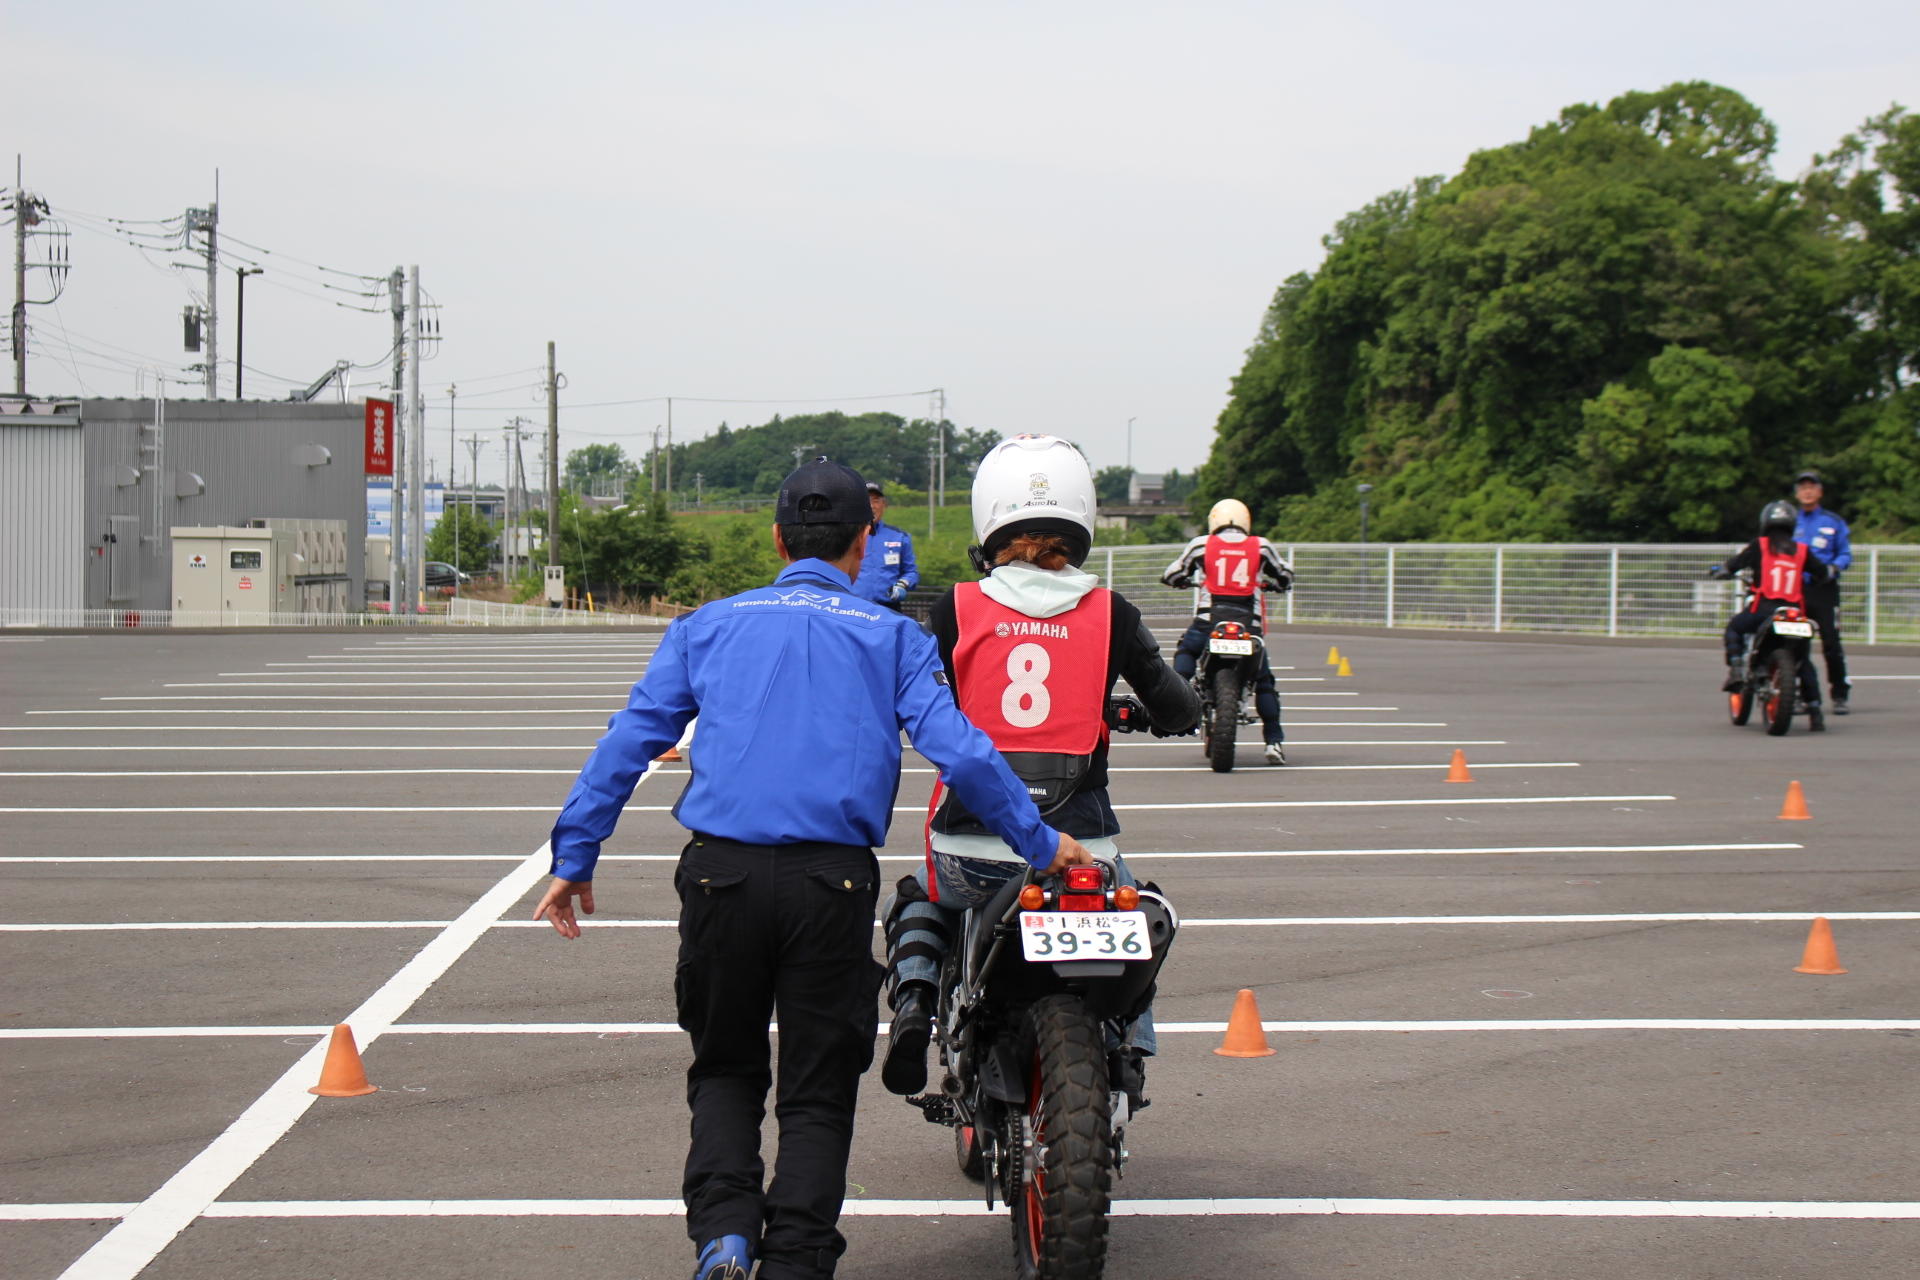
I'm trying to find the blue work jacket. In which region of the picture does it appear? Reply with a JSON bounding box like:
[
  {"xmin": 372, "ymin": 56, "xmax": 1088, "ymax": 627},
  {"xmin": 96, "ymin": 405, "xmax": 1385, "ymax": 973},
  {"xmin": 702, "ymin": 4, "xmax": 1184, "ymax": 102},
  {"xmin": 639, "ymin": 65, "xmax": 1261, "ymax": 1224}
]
[
  {"xmin": 548, "ymin": 558, "xmax": 1056, "ymax": 881},
  {"xmin": 852, "ymin": 521, "xmax": 919, "ymax": 603},
  {"xmin": 1794, "ymin": 506, "xmax": 1852, "ymax": 576}
]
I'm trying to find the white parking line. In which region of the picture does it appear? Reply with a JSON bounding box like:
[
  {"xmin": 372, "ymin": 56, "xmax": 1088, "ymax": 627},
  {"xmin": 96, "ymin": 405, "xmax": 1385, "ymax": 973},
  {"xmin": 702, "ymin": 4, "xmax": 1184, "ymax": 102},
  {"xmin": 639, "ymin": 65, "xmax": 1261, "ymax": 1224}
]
[
  {"xmin": 3, "ymin": 843, "xmax": 1797, "ymax": 865},
  {"xmin": 160, "ymin": 680, "xmax": 643, "ymax": 688},
  {"xmin": 7, "ymin": 1018, "xmax": 1920, "ymax": 1040},
  {"xmin": 96, "ymin": 695, "xmax": 624, "ymax": 701},
  {"xmin": 7, "ymin": 1197, "xmax": 1920, "ymax": 1221},
  {"xmin": 0, "ymin": 745, "xmax": 599, "ymax": 752},
  {"xmin": 4, "ymin": 911, "xmax": 1911, "ymax": 933},
  {"xmin": 0, "ymin": 794, "xmax": 1674, "ymax": 815}
]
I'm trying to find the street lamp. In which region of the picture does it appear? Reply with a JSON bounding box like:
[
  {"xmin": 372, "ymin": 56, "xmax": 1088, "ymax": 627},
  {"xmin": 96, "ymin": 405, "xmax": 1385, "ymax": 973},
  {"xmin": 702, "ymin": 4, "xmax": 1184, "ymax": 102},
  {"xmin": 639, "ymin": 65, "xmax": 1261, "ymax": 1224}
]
[
  {"xmin": 1126, "ymin": 417, "xmax": 1136, "ymax": 475},
  {"xmin": 233, "ymin": 266, "xmax": 262, "ymax": 398},
  {"xmin": 1356, "ymin": 483, "xmax": 1373, "ymax": 544}
]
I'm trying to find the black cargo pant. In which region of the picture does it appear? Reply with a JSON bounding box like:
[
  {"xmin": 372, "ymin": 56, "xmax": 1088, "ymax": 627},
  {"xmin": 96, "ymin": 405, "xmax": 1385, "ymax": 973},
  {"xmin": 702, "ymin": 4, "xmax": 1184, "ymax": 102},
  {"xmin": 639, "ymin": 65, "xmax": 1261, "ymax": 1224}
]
[
  {"xmin": 674, "ymin": 836, "xmax": 883, "ymax": 1280},
  {"xmin": 1801, "ymin": 581, "xmax": 1850, "ymax": 701}
]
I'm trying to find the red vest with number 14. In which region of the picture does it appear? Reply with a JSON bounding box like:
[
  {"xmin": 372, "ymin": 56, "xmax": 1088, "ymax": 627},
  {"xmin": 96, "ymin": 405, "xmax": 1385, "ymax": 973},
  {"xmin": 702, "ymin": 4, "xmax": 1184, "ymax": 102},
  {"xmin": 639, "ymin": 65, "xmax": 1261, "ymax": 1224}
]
[
  {"xmin": 951, "ymin": 581, "xmax": 1112, "ymax": 755},
  {"xmin": 1205, "ymin": 532, "xmax": 1261, "ymax": 598}
]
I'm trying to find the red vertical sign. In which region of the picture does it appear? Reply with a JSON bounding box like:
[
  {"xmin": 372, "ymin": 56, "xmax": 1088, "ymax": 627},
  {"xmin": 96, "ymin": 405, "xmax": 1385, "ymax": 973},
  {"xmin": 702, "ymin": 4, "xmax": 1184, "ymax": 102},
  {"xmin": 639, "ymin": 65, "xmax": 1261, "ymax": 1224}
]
[{"xmin": 365, "ymin": 399, "xmax": 395, "ymax": 476}]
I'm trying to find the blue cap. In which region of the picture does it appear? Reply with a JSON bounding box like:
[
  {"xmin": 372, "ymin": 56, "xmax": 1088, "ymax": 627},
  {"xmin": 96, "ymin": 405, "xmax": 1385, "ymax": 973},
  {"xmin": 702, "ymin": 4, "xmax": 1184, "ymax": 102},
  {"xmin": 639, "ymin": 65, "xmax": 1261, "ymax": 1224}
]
[{"xmin": 776, "ymin": 457, "xmax": 871, "ymax": 525}]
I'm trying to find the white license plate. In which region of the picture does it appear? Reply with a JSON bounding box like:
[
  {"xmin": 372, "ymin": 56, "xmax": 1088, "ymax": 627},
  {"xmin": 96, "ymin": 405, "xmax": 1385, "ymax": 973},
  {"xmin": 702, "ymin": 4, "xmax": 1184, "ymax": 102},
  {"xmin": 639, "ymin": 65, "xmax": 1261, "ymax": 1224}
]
[
  {"xmin": 1770, "ymin": 620, "xmax": 1814, "ymax": 638},
  {"xmin": 1208, "ymin": 637, "xmax": 1254, "ymax": 656},
  {"xmin": 1018, "ymin": 911, "xmax": 1152, "ymax": 962}
]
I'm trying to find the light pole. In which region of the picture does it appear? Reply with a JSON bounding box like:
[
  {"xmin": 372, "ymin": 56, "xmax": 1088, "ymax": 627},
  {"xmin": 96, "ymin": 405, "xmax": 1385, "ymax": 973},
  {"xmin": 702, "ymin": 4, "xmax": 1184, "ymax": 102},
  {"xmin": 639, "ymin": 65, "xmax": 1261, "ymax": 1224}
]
[
  {"xmin": 447, "ymin": 384, "xmax": 459, "ymax": 596},
  {"xmin": 1356, "ymin": 483, "xmax": 1373, "ymax": 544},
  {"xmin": 233, "ymin": 266, "xmax": 262, "ymax": 398},
  {"xmin": 1357, "ymin": 482, "xmax": 1374, "ymax": 622},
  {"xmin": 1126, "ymin": 417, "xmax": 1136, "ymax": 476}
]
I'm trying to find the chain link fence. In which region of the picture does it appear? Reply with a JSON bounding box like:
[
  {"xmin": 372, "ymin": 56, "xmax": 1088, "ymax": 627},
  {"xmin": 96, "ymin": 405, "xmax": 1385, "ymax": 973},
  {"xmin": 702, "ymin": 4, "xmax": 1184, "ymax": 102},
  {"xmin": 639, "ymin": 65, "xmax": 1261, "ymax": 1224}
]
[{"xmin": 1091, "ymin": 542, "xmax": 1920, "ymax": 644}]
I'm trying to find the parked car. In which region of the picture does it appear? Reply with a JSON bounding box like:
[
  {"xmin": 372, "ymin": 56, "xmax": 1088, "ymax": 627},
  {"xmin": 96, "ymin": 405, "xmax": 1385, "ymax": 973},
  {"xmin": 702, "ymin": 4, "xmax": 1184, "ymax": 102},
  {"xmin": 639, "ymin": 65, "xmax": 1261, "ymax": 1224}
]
[{"xmin": 423, "ymin": 562, "xmax": 473, "ymax": 595}]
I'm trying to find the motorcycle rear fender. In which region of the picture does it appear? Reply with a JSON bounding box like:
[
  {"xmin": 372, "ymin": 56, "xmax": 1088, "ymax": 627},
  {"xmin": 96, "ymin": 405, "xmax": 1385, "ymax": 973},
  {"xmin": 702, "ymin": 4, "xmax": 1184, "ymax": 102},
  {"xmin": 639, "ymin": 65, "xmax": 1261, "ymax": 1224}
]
[{"xmin": 979, "ymin": 1039, "xmax": 1027, "ymax": 1106}]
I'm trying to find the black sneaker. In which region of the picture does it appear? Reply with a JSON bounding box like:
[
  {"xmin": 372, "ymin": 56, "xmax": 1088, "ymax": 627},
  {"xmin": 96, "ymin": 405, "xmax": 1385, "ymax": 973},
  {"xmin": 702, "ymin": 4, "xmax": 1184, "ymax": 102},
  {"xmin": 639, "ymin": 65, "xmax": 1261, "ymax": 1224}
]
[
  {"xmin": 1721, "ymin": 664, "xmax": 1744, "ymax": 693},
  {"xmin": 881, "ymin": 987, "xmax": 933, "ymax": 1096},
  {"xmin": 1833, "ymin": 697, "xmax": 1850, "ymax": 716}
]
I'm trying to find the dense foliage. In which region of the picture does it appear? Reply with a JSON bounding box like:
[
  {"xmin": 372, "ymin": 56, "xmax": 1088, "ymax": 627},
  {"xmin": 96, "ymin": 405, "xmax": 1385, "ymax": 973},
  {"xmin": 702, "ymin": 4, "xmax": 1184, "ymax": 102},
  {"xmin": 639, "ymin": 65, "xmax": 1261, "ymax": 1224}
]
[
  {"xmin": 1195, "ymin": 83, "xmax": 1920, "ymax": 542},
  {"xmin": 657, "ymin": 411, "xmax": 1001, "ymax": 498}
]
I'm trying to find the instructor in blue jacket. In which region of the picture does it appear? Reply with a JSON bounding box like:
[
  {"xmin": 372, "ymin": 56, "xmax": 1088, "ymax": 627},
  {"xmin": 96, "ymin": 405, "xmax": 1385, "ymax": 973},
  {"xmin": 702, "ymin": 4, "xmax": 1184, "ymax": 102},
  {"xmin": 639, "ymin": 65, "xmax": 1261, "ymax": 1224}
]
[
  {"xmin": 852, "ymin": 480, "xmax": 919, "ymax": 608},
  {"xmin": 1792, "ymin": 467, "xmax": 1853, "ymax": 714},
  {"xmin": 533, "ymin": 457, "xmax": 1091, "ymax": 1280}
]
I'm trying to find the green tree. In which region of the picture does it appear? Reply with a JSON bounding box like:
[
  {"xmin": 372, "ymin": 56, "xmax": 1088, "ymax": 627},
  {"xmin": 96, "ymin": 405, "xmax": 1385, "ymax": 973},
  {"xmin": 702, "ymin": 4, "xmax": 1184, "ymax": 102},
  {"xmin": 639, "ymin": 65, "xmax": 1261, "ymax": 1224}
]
[
  {"xmin": 425, "ymin": 505, "xmax": 497, "ymax": 570},
  {"xmin": 1196, "ymin": 82, "xmax": 1918, "ymax": 543},
  {"xmin": 564, "ymin": 444, "xmax": 633, "ymax": 496},
  {"xmin": 563, "ymin": 492, "xmax": 689, "ymax": 598},
  {"xmin": 1094, "ymin": 466, "xmax": 1133, "ymax": 503}
]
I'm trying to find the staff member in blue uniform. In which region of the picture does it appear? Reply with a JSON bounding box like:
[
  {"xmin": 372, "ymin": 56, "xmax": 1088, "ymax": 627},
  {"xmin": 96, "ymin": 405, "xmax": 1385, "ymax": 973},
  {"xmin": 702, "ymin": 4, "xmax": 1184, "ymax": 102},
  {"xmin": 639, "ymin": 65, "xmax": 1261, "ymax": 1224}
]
[
  {"xmin": 1791, "ymin": 468, "xmax": 1853, "ymax": 714},
  {"xmin": 533, "ymin": 457, "xmax": 1092, "ymax": 1280},
  {"xmin": 851, "ymin": 481, "xmax": 919, "ymax": 608}
]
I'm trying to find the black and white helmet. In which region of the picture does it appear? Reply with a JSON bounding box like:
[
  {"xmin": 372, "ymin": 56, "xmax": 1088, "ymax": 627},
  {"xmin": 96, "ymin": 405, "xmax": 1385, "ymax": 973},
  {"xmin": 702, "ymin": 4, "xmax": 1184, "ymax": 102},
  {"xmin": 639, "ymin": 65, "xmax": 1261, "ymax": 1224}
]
[{"xmin": 1759, "ymin": 500, "xmax": 1797, "ymax": 536}]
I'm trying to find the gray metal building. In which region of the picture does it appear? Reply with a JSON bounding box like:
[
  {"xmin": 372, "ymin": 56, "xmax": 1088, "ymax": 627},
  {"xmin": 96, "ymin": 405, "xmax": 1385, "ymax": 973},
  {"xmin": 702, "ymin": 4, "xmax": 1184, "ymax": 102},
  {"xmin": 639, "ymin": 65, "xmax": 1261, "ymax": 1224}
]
[{"xmin": 1, "ymin": 396, "xmax": 366, "ymax": 618}]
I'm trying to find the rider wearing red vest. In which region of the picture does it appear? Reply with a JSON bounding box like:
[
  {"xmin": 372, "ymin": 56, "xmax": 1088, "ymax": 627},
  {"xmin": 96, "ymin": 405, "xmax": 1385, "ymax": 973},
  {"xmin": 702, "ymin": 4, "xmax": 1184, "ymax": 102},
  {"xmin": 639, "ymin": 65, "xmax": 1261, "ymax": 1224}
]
[
  {"xmin": 881, "ymin": 434, "xmax": 1199, "ymax": 1101},
  {"xmin": 1160, "ymin": 498, "xmax": 1294, "ymax": 763},
  {"xmin": 1710, "ymin": 500, "xmax": 1818, "ymax": 699}
]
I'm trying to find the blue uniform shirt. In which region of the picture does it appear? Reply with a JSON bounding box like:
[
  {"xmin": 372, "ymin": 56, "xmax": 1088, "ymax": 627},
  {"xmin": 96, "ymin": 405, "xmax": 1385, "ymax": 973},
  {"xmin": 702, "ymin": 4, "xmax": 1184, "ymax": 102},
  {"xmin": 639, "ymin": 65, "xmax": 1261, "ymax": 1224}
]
[
  {"xmin": 1795, "ymin": 505, "xmax": 1851, "ymax": 576},
  {"xmin": 852, "ymin": 520, "xmax": 919, "ymax": 603},
  {"xmin": 548, "ymin": 558, "xmax": 1057, "ymax": 881}
]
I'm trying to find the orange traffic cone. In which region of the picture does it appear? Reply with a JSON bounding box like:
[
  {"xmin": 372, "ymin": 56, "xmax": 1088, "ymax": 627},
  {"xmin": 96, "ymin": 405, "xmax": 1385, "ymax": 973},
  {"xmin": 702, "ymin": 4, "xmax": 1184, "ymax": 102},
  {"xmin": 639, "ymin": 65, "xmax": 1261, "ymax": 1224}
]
[
  {"xmin": 1213, "ymin": 988, "xmax": 1277, "ymax": 1058},
  {"xmin": 1446, "ymin": 749, "xmax": 1474, "ymax": 783},
  {"xmin": 1336, "ymin": 656, "xmax": 1353, "ymax": 677},
  {"xmin": 309, "ymin": 1024, "xmax": 378, "ymax": 1097},
  {"xmin": 1326, "ymin": 645, "xmax": 1342, "ymax": 666},
  {"xmin": 1778, "ymin": 780, "xmax": 1811, "ymax": 821},
  {"xmin": 1793, "ymin": 917, "xmax": 1848, "ymax": 975}
]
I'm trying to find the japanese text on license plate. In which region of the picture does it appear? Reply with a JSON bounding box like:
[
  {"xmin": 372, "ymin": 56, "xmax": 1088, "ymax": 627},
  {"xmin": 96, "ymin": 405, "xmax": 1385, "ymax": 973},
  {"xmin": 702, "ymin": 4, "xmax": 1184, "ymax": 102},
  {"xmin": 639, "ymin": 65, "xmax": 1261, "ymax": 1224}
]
[{"xmin": 1018, "ymin": 911, "xmax": 1151, "ymax": 961}]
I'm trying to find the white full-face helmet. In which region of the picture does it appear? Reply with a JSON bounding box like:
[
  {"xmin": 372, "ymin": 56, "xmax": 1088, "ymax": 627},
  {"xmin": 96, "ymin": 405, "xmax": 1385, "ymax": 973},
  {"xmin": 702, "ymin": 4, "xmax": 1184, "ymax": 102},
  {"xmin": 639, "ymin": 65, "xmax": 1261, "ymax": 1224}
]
[
  {"xmin": 970, "ymin": 434, "xmax": 1097, "ymax": 570},
  {"xmin": 1207, "ymin": 498, "xmax": 1252, "ymax": 534}
]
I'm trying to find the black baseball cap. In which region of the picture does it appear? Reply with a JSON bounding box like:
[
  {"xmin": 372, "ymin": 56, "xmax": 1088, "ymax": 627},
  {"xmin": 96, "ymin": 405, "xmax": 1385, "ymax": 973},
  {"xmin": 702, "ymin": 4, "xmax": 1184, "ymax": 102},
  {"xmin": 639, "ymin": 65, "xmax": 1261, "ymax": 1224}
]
[
  {"xmin": 776, "ymin": 457, "xmax": 872, "ymax": 525},
  {"xmin": 1793, "ymin": 468, "xmax": 1824, "ymax": 485},
  {"xmin": 865, "ymin": 481, "xmax": 885, "ymax": 497}
]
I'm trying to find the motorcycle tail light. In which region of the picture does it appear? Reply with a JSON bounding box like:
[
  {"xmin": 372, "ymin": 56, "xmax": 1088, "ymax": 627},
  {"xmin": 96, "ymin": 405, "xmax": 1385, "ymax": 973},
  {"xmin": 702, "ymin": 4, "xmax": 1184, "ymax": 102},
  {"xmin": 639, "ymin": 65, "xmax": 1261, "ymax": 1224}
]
[
  {"xmin": 1018, "ymin": 884, "xmax": 1045, "ymax": 910},
  {"xmin": 1064, "ymin": 866, "xmax": 1103, "ymax": 891},
  {"xmin": 1059, "ymin": 893, "xmax": 1105, "ymax": 911},
  {"xmin": 1114, "ymin": 885, "xmax": 1139, "ymax": 911},
  {"xmin": 1213, "ymin": 621, "xmax": 1245, "ymax": 639}
]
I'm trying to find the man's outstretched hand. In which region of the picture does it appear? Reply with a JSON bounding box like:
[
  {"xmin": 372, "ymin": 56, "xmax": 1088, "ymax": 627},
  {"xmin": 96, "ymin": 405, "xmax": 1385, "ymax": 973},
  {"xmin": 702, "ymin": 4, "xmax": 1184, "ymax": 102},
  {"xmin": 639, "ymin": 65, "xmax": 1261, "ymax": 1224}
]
[
  {"xmin": 1041, "ymin": 833, "xmax": 1096, "ymax": 876},
  {"xmin": 534, "ymin": 877, "xmax": 596, "ymax": 939}
]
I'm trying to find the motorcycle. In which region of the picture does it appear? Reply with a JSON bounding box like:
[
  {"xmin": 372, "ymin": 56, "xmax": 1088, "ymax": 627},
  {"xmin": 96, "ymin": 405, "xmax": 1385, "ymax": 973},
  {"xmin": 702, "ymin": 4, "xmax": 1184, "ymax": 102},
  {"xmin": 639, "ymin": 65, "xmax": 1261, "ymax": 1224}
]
[
  {"xmin": 905, "ymin": 698, "xmax": 1179, "ymax": 1280},
  {"xmin": 1712, "ymin": 568, "xmax": 1823, "ymax": 736},
  {"xmin": 1193, "ymin": 600, "xmax": 1265, "ymax": 773}
]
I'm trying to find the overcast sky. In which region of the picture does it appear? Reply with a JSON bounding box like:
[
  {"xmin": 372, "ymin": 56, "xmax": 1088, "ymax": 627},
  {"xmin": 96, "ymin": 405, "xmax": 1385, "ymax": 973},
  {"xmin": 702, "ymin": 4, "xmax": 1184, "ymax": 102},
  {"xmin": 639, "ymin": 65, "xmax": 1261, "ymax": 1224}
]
[{"xmin": 11, "ymin": 0, "xmax": 1918, "ymax": 488}]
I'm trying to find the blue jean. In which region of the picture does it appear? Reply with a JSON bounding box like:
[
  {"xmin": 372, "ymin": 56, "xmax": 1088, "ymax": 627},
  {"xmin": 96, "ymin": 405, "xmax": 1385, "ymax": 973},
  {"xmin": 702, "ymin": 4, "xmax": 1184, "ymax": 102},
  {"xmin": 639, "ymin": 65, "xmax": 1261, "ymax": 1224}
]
[{"xmin": 883, "ymin": 843, "xmax": 1158, "ymax": 1056}]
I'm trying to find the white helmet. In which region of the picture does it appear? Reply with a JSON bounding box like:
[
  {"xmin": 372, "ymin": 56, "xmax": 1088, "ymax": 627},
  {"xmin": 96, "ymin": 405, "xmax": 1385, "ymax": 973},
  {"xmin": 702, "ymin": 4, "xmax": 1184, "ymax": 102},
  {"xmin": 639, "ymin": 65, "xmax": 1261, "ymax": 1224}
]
[
  {"xmin": 970, "ymin": 434, "xmax": 1097, "ymax": 568},
  {"xmin": 1207, "ymin": 498, "xmax": 1252, "ymax": 533}
]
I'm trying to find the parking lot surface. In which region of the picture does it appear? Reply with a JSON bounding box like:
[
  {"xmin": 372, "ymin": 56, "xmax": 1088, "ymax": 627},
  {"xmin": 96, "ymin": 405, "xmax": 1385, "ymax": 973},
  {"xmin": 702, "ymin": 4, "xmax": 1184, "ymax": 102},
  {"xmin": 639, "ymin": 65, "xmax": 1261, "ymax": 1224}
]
[{"xmin": 3, "ymin": 625, "xmax": 1917, "ymax": 1279}]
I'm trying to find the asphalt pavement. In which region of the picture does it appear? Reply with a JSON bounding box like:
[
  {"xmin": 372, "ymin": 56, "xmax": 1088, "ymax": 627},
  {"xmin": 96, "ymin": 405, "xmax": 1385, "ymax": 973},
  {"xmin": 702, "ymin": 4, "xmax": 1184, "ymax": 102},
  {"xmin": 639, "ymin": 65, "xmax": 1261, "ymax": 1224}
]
[{"xmin": 2, "ymin": 623, "xmax": 1917, "ymax": 1280}]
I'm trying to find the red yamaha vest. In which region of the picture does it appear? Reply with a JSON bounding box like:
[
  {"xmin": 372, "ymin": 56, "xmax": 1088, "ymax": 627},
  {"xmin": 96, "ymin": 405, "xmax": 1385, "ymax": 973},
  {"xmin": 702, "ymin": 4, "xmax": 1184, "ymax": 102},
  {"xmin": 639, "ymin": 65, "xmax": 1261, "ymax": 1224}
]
[
  {"xmin": 951, "ymin": 581, "xmax": 1112, "ymax": 755},
  {"xmin": 1755, "ymin": 541, "xmax": 1807, "ymax": 608},
  {"xmin": 1205, "ymin": 532, "xmax": 1260, "ymax": 599}
]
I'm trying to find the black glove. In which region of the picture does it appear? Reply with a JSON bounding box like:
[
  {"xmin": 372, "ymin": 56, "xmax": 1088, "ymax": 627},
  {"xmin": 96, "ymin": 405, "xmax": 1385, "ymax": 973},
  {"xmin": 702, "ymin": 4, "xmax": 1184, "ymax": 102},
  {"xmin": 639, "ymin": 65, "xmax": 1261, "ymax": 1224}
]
[
  {"xmin": 1823, "ymin": 562, "xmax": 1840, "ymax": 583},
  {"xmin": 1706, "ymin": 564, "xmax": 1731, "ymax": 580}
]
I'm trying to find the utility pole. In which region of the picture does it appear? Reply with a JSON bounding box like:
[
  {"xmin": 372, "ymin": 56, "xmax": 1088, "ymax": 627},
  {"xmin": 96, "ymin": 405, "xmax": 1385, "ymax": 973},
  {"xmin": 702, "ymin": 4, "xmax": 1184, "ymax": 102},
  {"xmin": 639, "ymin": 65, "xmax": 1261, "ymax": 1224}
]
[
  {"xmin": 665, "ymin": 397, "xmax": 674, "ymax": 497},
  {"xmin": 387, "ymin": 267, "xmax": 406, "ymax": 612},
  {"xmin": 185, "ymin": 189, "xmax": 218, "ymax": 399},
  {"xmin": 10, "ymin": 170, "xmax": 39, "ymax": 396},
  {"xmin": 652, "ymin": 427, "xmax": 664, "ymax": 493},
  {"xmin": 446, "ymin": 384, "xmax": 460, "ymax": 592},
  {"xmin": 406, "ymin": 265, "xmax": 425, "ymax": 616},
  {"xmin": 546, "ymin": 342, "xmax": 559, "ymax": 569},
  {"xmin": 7, "ymin": 162, "xmax": 70, "ymax": 397},
  {"xmin": 927, "ymin": 436, "xmax": 938, "ymax": 539}
]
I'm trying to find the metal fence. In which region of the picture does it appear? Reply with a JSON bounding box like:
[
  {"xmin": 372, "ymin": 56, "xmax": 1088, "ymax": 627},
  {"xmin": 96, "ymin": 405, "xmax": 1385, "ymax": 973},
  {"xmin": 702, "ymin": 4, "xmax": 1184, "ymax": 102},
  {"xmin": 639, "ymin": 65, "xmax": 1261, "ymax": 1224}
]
[
  {"xmin": 6, "ymin": 543, "xmax": 1915, "ymax": 640},
  {"xmin": 1092, "ymin": 542, "xmax": 1920, "ymax": 644}
]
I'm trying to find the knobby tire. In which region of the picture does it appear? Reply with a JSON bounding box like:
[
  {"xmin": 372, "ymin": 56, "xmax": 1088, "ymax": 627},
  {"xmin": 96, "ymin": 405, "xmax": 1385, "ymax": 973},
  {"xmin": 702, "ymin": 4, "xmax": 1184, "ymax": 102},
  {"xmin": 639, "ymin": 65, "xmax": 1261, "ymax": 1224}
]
[
  {"xmin": 1011, "ymin": 993, "xmax": 1112, "ymax": 1280},
  {"xmin": 1208, "ymin": 666, "xmax": 1241, "ymax": 773}
]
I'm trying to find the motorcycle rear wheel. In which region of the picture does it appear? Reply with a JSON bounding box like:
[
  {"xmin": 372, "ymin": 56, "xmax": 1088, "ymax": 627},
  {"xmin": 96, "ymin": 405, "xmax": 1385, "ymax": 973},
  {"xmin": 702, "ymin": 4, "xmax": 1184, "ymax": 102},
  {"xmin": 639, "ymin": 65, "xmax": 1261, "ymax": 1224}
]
[
  {"xmin": 956, "ymin": 1120, "xmax": 985, "ymax": 1181},
  {"xmin": 1207, "ymin": 667, "xmax": 1241, "ymax": 773},
  {"xmin": 1764, "ymin": 649, "xmax": 1795, "ymax": 736},
  {"xmin": 1010, "ymin": 994, "xmax": 1112, "ymax": 1280}
]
